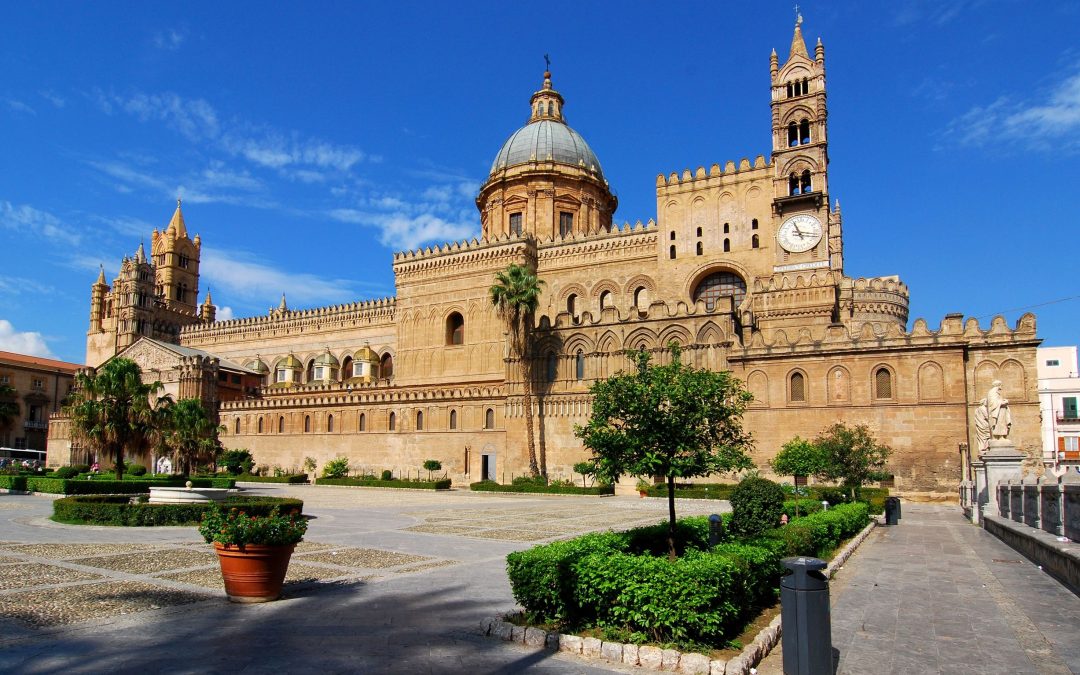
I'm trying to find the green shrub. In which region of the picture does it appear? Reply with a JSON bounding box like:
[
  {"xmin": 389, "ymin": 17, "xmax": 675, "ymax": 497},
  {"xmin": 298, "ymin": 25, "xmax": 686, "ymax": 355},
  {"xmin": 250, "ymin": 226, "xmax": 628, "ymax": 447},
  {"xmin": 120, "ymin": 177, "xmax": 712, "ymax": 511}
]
[
  {"xmin": 317, "ymin": 477, "xmax": 451, "ymax": 490},
  {"xmin": 52, "ymin": 467, "xmax": 80, "ymax": 480},
  {"xmin": 469, "ymin": 481, "xmax": 614, "ymax": 496},
  {"xmin": 380, "ymin": 469, "xmax": 393, "ymax": 480},
  {"xmin": 730, "ymin": 477, "xmax": 785, "ymax": 537},
  {"xmin": 855, "ymin": 487, "xmax": 889, "ymax": 515},
  {"xmin": 71, "ymin": 464, "xmax": 91, "ymax": 474},
  {"xmin": 763, "ymin": 502, "xmax": 869, "ymax": 557},
  {"xmin": 127, "ymin": 463, "xmax": 147, "ymax": 476},
  {"xmin": 235, "ymin": 473, "xmax": 309, "ymax": 484},
  {"xmin": 623, "ymin": 516, "xmax": 711, "ymax": 557},
  {"xmin": 219, "ymin": 449, "xmax": 254, "ymax": 476},
  {"xmin": 642, "ymin": 482, "xmax": 738, "ymax": 500},
  {"xmin": 814, "ymin": 486, "xmax": 850, "ymax": 506},
  {"xmin": 0, "ymin": 475, "xmax": 234, "ymax": 495},
  {"xmin": 52, "ymin": 495, "xmax": 304, "ymax": 526},
  {"xmin": 781, "ymin": 499, "xmax": 823, "ymax": 519},
  {"xmin": 322, "ymin": 457, "xmax": 350, "ymax": 479}
]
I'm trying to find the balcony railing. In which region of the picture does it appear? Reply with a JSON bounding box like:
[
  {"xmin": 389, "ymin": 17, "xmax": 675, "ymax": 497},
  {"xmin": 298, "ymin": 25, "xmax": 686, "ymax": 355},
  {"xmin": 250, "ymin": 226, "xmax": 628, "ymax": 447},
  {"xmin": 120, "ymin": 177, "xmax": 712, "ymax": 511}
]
[
  {"xmin": 24, "ymin": 420, "xmax": 48, "ymax": 431},
  {"xmin": 1056, "ymin": 414, "xmax": 1080, "ymax": 424}
]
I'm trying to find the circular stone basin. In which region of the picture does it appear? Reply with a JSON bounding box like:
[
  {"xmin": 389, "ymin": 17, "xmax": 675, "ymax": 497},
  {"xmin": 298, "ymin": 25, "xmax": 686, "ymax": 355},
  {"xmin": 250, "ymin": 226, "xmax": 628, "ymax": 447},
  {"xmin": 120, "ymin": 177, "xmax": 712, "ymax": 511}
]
[{"xmin": 148, "ymin": 486, "xmax": 231, "ymax": 504}]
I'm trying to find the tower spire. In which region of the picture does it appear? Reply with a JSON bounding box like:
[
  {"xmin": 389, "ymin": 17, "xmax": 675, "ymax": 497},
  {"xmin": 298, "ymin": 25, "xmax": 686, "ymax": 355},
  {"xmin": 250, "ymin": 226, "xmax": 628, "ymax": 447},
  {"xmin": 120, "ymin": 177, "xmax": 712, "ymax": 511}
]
[
  {"xmin": 529, "ymin": 57, "xmax": 565, "ymax": 123},
  {"xmin": 789, "ymin": 12, "xmax": 809, "ymax": 59},
  {"xmin": 168, "ymin": 197, "xmax": 188, "ymax": 239}
]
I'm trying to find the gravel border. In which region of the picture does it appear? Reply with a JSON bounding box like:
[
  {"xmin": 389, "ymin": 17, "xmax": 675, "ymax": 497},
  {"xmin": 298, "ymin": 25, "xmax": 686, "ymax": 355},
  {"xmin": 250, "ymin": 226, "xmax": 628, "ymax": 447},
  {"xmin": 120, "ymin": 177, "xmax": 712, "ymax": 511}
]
[{"xmin": 481, "ymin": 518, "xmax": 878, "ymax": 674}]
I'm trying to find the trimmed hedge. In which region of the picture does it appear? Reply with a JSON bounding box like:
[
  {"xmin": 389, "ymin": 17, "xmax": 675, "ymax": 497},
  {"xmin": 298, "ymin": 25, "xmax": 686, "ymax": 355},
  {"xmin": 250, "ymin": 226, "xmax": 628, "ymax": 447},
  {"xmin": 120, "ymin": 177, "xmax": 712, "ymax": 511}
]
[
  {"xmin": 781, "ymin": 499, "xmax": 824, "ymax": 519},
  {"xmin": 318, "ymin": 477, "xmax": 452, "ymax": 490},
  {"xmin": 470, "ymin": 480, "xmax": 613, "ymax": 496},
  {"xmin": 643, "ymin": 482, "xmax": 889, "ymax": 514},
  {"xmin": 52, "ymin": 495, "xmax": 304, "ymax": 526},
  {"xmin": 0, "ymin": 475, "xmax": 235, "ymax": 495},
  {"xmin": 234, "ymin": 473, "xmax": 309, "ymax": 484},
  {"xmin": 759, "ymin": 502, "xmax": 870, "ymax": 558},
  {"xmin": 642, "ymin": 483, "xmax": 737, "ymax": 500}
]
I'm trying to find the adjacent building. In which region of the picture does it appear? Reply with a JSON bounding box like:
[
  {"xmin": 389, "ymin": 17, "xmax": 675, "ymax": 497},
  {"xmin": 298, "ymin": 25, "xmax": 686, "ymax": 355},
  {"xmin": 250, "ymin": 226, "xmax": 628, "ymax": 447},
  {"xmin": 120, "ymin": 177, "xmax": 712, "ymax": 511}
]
[
  {"xmin": 50, "ymin": 18, "xmax": 1042, "ymax": 497},
  {"xmin": 0, "ymin": 351, "xmax": 80, "ymax": 453},
  {"xmin": 1036, "ymin": 346, "xmax": 1080, "ymax": 468}
]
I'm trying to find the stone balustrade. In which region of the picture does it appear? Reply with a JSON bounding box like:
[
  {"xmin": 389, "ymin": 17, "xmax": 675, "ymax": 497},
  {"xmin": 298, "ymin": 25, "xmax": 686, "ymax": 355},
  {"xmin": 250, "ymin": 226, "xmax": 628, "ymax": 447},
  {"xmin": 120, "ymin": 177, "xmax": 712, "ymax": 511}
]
[{"xmin": 996, "ymin": 474, "xmax": 1080, "ymax": 541}]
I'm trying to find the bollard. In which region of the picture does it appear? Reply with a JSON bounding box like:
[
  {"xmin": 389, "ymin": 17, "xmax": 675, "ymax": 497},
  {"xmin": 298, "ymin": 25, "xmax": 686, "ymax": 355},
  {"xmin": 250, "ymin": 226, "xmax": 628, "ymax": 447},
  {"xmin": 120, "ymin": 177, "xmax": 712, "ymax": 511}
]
[
  {"xmin": 884, "ymin": 497, "xmax": 900, "ymax": 526},
  {"xmin": 780, "ymin": 556, "xmax": 832, "ymax": 675},
  {"xmin": 708, "ymin": 514, "xmax": 724, "ymax": 547}
]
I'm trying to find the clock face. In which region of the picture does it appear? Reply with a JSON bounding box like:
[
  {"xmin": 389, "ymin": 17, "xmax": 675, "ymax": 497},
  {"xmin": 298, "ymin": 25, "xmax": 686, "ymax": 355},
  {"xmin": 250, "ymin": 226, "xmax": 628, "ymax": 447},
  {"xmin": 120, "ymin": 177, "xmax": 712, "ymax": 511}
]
[{"xmin": 777, "ymin": 214, "xmax": 823, "ymax": 253}]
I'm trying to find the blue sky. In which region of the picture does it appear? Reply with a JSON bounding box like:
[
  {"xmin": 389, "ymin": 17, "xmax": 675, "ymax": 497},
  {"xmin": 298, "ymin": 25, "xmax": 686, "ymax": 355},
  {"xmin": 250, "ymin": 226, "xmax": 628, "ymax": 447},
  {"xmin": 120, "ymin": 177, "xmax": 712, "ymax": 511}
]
[{"xmin": 1, "ymin": 1, "xmax": 1077, "ymax": 364}]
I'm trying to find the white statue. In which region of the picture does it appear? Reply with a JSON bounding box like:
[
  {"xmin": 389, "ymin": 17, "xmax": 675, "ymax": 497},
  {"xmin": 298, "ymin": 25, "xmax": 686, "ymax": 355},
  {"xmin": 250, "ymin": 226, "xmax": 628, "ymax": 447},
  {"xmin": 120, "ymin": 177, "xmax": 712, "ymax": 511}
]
[
  {"xmin": 986, "ymin": 380, "xmax": 1011, "ymax": 440},
  {"xmin": 973, "ymin": 398, "xmax": 990, "ymax": 454},
  {"xmin": 157, "ymin": 456, "xmax": 173, "ymax": 475}
]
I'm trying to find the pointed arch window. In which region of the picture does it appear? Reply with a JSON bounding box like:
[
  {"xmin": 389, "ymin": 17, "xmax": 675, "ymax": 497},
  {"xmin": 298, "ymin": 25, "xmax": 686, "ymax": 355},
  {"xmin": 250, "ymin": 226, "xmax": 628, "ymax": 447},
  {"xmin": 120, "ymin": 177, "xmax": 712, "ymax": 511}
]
[
  {"xmin": 800, "ymin": 170, "xmax": 812, "ymax": 194},
  {"xmin": 304, "ymin": 415, "xmax": 311, "ymax": 433},
  {"xmin": 278, "ymin": 416, "xmax": 285, "ymax": 433},
  {"xmin": 723, "ymin": 239, "xmax": 730, "ymax": 253},
  {"xmin": 509, "ymin": 212, "xmax": 523, "ymax": 236},
  {"xmin": 788, "ymin": 122, "xmax": 799, "ymax": 147},
  {"xmin": 358, "ymin": 413, "xmax": 366, "ymax": 431},
  {"xmin": 696, "ymin": 242, "xmax": 703, "ymax": 256},
  {"xmin": 416, "ymin": 411, "xmax": 424, "ymax": 431},
  {"xmin": 546, "ymin": 353, "xmax": 558, "ymax": 382},
  {"xmin": 446, "ymin": 312, "xmax": 464, "ymax": 345},
  {"xmin": 575, "ymin": 350, "xmax": 585, "ymax": 380},
  {"xmin": 752, "ymin": 218, "xmax": 759, "ymax": 230},
  {"xmin": 599, "ymin": 290, "xmax": 612, "ymax": 310},
  {"xmin": 789, "ymin": 372, "xmax": 806, "ymax": 403},
  {"xmin": 380, "ymin": 353, "xmax": 394, "ymax": 378},
  {"xmin": 257, "ymin": 417, "xmax": 264, "ymax": 434},
  {"xmin": 669, "ymin": 245, "xmax": 676, "ymax": 259},
  {"xmin": 752, "ymin": 234, "xmax": 760, "ymax": 249},
  {"xmin": 389, "ymin": 412, "xmax": 396, "ymax": 431},
  {"xmin": 234, "ymin": 418, "xmax": 240, "ymax": 434},
  {"xmin": 327, "ymin": 414, "xmax": 334, "ymax": 433},
  {"xmin": 449, "ymin": 409, "xmax": 458, "ymax": 430},
  {"xmin": 874, "ymin": 368, "xmax": 894, "ymax": 400},
  {"xmin": 696, "ymin": 226, "xmax": 702, "ymax": 237},
  {"xmin": 567, "ymin": 294, "xmax": 577, "ymax": 316},
  {"xmin": 799, "ymin": 119, "xmax": 811, "ymax": 144},
  {"xmin": 633, "ymin": 286, "xmax": 648, "ymax": 308},
  {"xmin": 789, "ymin": 173, "xmax": 799, "ymax": 196},
  {"xmin": 484, "ymin": 408, "xmax": 495, "ymax": 429}
]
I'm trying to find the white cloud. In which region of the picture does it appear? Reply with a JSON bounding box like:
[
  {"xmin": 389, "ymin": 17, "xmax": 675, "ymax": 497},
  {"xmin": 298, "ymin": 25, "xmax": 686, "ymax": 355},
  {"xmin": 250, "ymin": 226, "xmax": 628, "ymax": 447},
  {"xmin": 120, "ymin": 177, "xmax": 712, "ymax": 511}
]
[
  {"xmin": 215, "ymin": 306, "xmax": 234, "ymax": 321},
  {"xmin": 153, "ymin": 29, "xmax": 186, "ymax": 51},
  {"xmin": 6, "ymin": 99, "xmax": 35, "ymax": 115},
  {"xmin": 893, "ymin": 0, "xmax": 981, "ymax": 27},
  {"xmin": 948, "ymin": 69, "xmax": 1080, "ymax": 150},
  {"xmin": 0, "ymin": 320, "xmax": 55, "ymax": 358},
  {"xmin": 200, "ymin": 247, "xmax": 363, "ymax": 306},
  {"xmin": 0, "ymin": 201, "xmax": 81, "ymax": 244},
  {"xmin": 221, "ymin": 130, "xmax": 365, "ymax": 171},
  {"xmin": 108, "ymin": 92, "xmax": 220, "ymax": 141},
  {"xmin": 38, "ymin": 90, "xmax": 65, "ymax": 108},
  {"xmin": 328, "ymin": 208, "xmax": 477, "ymax": 251},
  {"xmin": 0, "ymin": 277, "xmax": 55, "ymax": 297}
]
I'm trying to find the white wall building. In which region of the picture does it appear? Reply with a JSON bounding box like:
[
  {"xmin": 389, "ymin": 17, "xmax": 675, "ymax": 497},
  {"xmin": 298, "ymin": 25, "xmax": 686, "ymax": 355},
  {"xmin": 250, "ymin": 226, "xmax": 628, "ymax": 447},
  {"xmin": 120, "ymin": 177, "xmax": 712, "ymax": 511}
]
[{"xmin": 1037, "ymin": 346, "xmax": 1080, "ymax": 467}]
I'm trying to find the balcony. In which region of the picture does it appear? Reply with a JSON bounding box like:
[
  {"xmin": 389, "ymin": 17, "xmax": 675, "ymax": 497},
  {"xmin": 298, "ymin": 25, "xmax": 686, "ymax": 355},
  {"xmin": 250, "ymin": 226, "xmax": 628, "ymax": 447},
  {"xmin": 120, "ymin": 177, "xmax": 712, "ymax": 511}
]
[
  {"xmin": 24, "ymin": 420, "xmax": 48, "ymax": 431},
  {"xmin": 1056, "ymin": 414, "xmax": 1080, "ymax": 424}
]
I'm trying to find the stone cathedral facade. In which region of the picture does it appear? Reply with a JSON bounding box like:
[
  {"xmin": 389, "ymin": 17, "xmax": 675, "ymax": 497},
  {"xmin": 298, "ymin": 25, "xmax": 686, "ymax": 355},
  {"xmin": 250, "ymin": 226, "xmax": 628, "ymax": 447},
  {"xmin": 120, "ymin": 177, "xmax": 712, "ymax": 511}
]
[{"xmin": 57, "ymin": 19, "xmax": 1041, "ymax": 497}]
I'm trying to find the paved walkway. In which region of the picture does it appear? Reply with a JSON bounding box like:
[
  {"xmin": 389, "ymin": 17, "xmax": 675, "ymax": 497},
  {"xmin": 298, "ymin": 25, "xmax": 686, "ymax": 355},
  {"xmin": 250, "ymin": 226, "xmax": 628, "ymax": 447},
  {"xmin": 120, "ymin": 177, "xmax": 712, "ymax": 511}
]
[
  {"xmin": 2, "ymin": 488, "xmax": 1078, "ymax": 674},
  {"xmin": 759, "ymin": 503, "xmax": 1080, "ymax": 675}
]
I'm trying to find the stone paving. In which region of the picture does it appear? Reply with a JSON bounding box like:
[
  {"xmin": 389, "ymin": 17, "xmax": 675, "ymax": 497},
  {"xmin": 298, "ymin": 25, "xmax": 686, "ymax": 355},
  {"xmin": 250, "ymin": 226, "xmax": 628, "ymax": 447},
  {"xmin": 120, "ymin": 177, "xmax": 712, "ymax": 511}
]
[
  {"xmin": 3, "ymin": 487, "xmax": 1078, "ymax": 674},
  {"xmin": 0, "ymin": 485, "xmax": 723, "ymax": 673}
]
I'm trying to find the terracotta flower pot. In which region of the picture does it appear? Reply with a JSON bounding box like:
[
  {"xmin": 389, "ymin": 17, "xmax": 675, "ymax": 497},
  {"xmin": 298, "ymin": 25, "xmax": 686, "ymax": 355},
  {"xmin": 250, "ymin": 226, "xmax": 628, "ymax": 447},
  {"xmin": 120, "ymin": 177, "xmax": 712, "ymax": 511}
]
[{"xmin": 213, "ymin": 542, "xmax": 296, "ymax": 603}]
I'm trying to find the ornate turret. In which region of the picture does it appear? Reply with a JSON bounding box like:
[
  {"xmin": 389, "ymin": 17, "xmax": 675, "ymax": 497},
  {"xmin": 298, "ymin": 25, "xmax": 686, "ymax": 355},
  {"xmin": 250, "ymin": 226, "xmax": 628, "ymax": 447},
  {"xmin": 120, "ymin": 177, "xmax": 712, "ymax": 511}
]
[
  {"xmin": 477, "ymin": 62, "xmax": 617, "ymax": 240},
  {"xmin": 200, "ymin": 290, "xmax": 216, "ymax": 323},
  {"xmin": 153, "ymin": 199, "xmax": 201, "ymax": 313},
  {"xmin": 89, "ymin": 265, "xmax": 108, "ymax": 332}
]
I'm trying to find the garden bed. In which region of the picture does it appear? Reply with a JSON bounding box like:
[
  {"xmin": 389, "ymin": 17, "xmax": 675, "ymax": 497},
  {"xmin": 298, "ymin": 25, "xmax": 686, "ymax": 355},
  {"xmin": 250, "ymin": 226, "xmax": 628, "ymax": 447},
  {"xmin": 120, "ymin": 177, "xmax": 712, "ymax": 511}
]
[
  {"xmin": 317, "ymin": 477, "xmax": 451, "ymax": 490},
  {"xmin": 52, "ymin": 495, "xmax": 304, "ymax": 526},
  {"xmin": 643, "ymin": 483, "xmax": 889, "ymax": 514},
  {"xmin": 470, "ymin": 480, "xmax": 614, "ymax": 496},
  {"xmin": 233, "ymin": 473, "xmax": 309, "ymax": 484},
  {"xmin": 0, "ymin": 475, "xmax": 235, "ymax": 495}
]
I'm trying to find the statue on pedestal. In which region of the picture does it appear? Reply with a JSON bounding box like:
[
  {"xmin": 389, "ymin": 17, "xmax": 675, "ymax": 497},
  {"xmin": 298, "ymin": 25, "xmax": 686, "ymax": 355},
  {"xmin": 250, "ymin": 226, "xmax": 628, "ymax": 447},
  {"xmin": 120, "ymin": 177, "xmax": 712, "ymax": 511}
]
[
  {"xmin": 987, "ymin": 380, "xmax": 1011, "ymax": 440},
  {"xmin": 974, "ymin": 398, "xmax": 991, "ymax": 454}
]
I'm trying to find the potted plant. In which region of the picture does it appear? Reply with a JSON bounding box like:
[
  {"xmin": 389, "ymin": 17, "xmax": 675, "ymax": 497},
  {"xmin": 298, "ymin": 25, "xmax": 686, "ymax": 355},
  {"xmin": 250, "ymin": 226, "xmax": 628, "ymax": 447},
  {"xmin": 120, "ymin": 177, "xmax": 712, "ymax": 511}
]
[
  {"xmin": 199, "ymin": 505, "xmax": 308, "ymax": 603},
  {"xmin": 636, "ymin": 477, "xmax": 653, "ymax": 498}
]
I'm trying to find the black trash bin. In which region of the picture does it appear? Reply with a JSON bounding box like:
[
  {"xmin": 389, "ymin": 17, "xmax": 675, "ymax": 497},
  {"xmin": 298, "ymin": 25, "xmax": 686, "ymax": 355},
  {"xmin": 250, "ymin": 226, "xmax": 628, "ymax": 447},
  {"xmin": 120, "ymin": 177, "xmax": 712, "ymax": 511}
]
[
  {"xmin": 884, "ymin": 497, "xmax": 900, "ymax": 526},
  {"xmin": 780, "ymin": 556, "xmax": 832, "ymax": 675}
]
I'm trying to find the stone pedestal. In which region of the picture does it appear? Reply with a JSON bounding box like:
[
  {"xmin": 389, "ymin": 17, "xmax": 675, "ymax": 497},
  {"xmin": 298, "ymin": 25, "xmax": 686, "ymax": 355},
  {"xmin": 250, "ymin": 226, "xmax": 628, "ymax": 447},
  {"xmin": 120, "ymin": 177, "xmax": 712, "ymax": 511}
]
[
  {"xmin": 971, "ymin": 461, "xmax": 986, "ymax": 524},
  {"xmin": 977, "ymin": 440, "xmax": 1025, "ymax": 523}
]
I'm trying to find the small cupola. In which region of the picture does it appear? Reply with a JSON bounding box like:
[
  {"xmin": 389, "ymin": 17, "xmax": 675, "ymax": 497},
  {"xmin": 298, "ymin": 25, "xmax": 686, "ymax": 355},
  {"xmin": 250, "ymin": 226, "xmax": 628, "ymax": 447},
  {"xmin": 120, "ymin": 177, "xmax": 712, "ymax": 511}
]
[{"xmin": 529, "ymin": 60, "xmax": 565, "ymax": 123}]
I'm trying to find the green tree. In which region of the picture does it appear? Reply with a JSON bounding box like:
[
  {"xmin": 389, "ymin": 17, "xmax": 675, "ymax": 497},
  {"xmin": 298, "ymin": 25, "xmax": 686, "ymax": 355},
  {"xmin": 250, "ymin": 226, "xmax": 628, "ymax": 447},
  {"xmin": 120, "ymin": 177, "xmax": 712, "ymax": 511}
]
[
  {"xmin": 490, "ymin": 263, "xmax": 545, "ymax": 477},
  {"xmin": 814, "ymin": 422, "xmax": 893, "ymax": 501},
  {"xmin": 423, "ymin": 459, "xmax": 442, "ymax": 481},
  {"xmin": 772, "ymin": 436, "xmax": 827, "ymax": 517},
  {"xmin": 0, "ymin": 384, "xmax": 19, "ymax": 442},
  {"xmin": 65, "ymin": 358, "xmax": 170, "ymax": 480},
  {"xmin": 575, "ymin": 344, "xmax": 755, "ymax": 558},
  {"xmin": 572, "ymin": 461, "xmax": 594, "ymax": 488},
  {"xmin": 164, "ymin": 398, "xmax": 223, "ymax": 476}
]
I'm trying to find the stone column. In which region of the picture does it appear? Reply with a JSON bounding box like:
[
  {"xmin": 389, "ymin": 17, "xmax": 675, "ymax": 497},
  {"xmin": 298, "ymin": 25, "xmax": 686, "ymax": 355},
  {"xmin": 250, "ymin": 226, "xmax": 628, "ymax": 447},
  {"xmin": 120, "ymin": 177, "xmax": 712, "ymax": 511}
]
[
  {"xmin": 979, "ymin": 439, "xmax": 1024, "ymax": 524},
  {"xmin": 971, "ymin": 459, "xmax": 986, "ymax": 525}
]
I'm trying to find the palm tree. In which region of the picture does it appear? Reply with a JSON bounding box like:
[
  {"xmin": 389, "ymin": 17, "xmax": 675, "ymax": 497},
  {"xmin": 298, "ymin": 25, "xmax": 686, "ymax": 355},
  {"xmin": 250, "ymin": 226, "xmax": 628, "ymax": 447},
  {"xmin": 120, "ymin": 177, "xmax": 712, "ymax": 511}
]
[
  {"xmin": 490, "ymin": 263, "xmax": 545, "ymax": 477},
  {"xmin": 164, "ymin": 398, "xmax": 223, "ymax": 476},
  {"xmin": 65, "ymin": 358, "xmax": 169, "ymax": 480}
]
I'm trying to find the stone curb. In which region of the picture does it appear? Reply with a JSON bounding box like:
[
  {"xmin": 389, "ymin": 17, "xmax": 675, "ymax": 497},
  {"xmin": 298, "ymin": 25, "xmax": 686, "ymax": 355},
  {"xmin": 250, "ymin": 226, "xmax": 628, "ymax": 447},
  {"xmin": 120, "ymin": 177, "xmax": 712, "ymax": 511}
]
[{"xmin": 482, "ymin": 518, "xmax": 878, "ymax": 673}]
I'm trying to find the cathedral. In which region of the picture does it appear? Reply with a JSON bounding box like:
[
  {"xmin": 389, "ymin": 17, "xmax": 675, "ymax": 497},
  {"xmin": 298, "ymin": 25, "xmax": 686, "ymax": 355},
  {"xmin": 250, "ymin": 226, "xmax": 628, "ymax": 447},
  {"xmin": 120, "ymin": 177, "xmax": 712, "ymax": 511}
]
[{"xmin": 53, "ymin": 19, "xmax": 1041, "ymax": 497}]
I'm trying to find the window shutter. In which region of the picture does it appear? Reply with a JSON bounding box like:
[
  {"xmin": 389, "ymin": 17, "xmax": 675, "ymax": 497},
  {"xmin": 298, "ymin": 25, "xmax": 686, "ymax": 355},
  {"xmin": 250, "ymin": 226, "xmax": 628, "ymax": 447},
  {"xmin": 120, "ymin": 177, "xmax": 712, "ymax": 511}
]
[{"xmin": 1059, "ymin": 436, "xmax": 1066, "ymax": 452}]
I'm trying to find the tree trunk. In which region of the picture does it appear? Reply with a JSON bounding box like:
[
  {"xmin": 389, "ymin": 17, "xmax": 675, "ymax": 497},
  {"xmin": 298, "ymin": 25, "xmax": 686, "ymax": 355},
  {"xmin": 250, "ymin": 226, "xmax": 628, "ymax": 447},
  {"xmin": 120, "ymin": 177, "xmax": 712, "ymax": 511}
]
[
  {"xmin": 667, "ymin": 475, "xmax": 677, "ymax": 561},
  {"xmin": 520, "ymin": 361, "xmax": 540, "ymax": 477},
  {"xmin": 114, "ymin": 443, "xmax": 125, "ymax": 481}
]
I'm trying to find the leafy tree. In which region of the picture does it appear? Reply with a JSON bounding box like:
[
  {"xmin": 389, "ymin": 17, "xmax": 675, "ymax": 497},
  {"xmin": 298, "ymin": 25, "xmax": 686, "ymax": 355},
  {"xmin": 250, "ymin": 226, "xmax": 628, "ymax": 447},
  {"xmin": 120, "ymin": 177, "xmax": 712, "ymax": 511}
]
[
  {"xmin": 572, "ymin": 461, "xmax": 595, "ymax": 488},
  {"xmin": 814, "ymin": 422, "xmax": 893, "ymax": 501},
  {"xmin": 423, "ymin": 459, "xmax": 442, "ymax": 481},
  {"xmin": 730, "ymin": 476, "xmax": 785, "ymax": 536},
  {"xmin": 772, "ymin": 436, "xmax": 827, "ymax": 516},
  {"xmin": 0, "ymin": 384, "xmax": 18, "ymax": 441},
  {"xmin": 163, "ymin": 398, "xmax": 222, "ymax": 476},
  {"xmin": 576, "ymin": 344, "xmax": 755, "ymax": 558},
  {"xmin": 65, "ymin": 358, "xmax": 170, "ymax": 480},
  {"xmin": 220, "ymin": 449, "xmax": 254, "ymax": 475},
  {"xmin": 490, "ymin": 263, "xmax": 545, "ymax": 477},
  {"xmin": 323, "ymin": 456, "xmax": 350, "ymax": 478}
]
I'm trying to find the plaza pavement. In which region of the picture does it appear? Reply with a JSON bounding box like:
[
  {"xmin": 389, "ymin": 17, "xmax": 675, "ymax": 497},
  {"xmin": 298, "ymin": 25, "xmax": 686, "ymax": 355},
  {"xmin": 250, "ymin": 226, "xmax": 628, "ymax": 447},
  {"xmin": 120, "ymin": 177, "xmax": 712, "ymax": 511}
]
[{"xmin": 1, "ymin": 487, "xmax": 1078, "ymax": 674}]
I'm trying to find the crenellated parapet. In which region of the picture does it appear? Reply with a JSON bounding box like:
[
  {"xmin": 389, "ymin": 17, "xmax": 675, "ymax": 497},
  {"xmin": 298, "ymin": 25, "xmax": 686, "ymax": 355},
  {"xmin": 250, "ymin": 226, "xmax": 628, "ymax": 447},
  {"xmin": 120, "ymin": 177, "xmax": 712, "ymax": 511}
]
[
  {"xmin": 392, "ymin": 233, "xmax": 532, "ymax": 283},
  {"xmin": 537, "ymin": 219, "xmax": 657, "ymax": 269},
  {"xmin": 220, "ymin": 380, "xmax": 506, "ymax": 412},
  {"xmin": 180, "ymin": 297, "xmax": 396, "ymax": 343},
  {"xmin": 655, "ymin": 156, "xmax": 771, "ymax": 190},
  {"xmin": 838, "ymin": 275, "xmax": 910, "ymax": 329}
]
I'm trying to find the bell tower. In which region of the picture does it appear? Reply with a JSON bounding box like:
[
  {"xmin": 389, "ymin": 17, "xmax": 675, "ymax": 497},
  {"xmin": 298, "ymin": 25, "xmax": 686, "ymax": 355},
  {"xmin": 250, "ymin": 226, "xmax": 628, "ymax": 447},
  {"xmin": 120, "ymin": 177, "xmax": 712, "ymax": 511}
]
[
  {"xmin": 152, "ymin": 199, "xmax": 201, "ymax": 314},
  {"xmin": 769, "ymin": 14, "xmax": 842, "ymax": 274}
]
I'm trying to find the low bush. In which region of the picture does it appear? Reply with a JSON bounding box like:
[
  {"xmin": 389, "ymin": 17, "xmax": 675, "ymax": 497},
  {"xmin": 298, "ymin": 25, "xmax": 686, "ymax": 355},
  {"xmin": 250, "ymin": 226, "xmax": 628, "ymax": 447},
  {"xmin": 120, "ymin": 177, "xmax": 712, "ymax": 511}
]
[
  {"xmin": 219, "ymin": 449, "xmax": 254, "ymax": 476},
  {"xmin": 52, "ymin": 495, "xmax": 304, "ymax": 526},
  {"xmin": 781, "ymin": 499, "xmax": 824, "ymax": 519},
  {"xmin": 318, "ymin": 476, "xmax": 451, "ymax": 490},
  {"xmin": 380, "ymin": 469, "xmax": 393, "ymax": 480},
  {"xmin": 730, "ymin": 477, "xmax": 785, "ymax": 537},
  {"xmin": 51, "ymin": 466, "xmax": 80, "ymax": 480},
  {"xmin": 127, "ymin": 463, "xmax": 147, "ymax": 476},
  {"xmin": 234, "ymin": 473, "xmax": 309, "ymax": 484},
  {"xmin": 470, "ymin": 480, "xmax": 614, "ymax": 496},
  {"xmin": 761, "ymin": 502, "xmax": 870, "ymax": 558},
  {"xmin": 71, "ymin": 464, "xmax": 91, "ymax": 474},
  {"xmin": 0, "ymin": 475, "xmax": 235, "ymax": 495},
  {"xmin": 623, "ymin": 516, "xmax": 711, "ymax": 557},
  {"xmin": 323, "ymin": 456, "xmax": 350, "ymax": 479},
  {"xmin": 642, "ymin": 483, "xmax": 738, "ymax": 500}
]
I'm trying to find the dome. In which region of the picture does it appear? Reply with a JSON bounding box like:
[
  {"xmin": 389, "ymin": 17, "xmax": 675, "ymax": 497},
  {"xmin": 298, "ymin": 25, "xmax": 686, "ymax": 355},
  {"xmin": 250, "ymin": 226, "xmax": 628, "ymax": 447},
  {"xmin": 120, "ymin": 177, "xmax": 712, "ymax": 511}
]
[
  {"xmin": 354, "ymin": 345, "xmax": 379, "ymax": 362},
  {"xmin": 314, "ymin": 351, "xmax": 340, "ymax": 367},
  {"xmin": 490, "ymin": 120, "xmax": 605, "ymax": 181},
  {"xmin": 280, "ymin": 355, "xmax": 302, "ymax": 369},
  {"xmin": 246, "ymin": 358, "xmax": 269, "ymax": 374}
]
